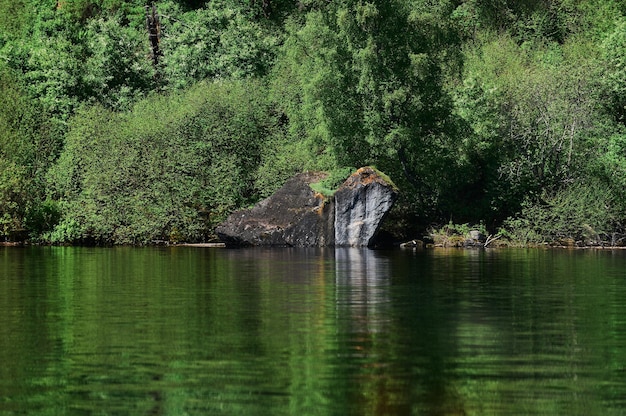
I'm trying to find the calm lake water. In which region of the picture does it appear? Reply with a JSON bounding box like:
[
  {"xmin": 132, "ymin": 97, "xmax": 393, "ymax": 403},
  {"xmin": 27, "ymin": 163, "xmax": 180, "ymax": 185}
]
[{"xmin": 1, "ymin": 246, "xmax": 626, "ymax": 415}]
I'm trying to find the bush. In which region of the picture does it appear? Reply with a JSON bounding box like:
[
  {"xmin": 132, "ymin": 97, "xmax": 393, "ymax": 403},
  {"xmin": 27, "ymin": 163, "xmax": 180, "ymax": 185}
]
[
  {"xmin": 49, "ymin": 79, "xmax": 285, "ymax": 244},
  {"xmin": 25, "ymin": 199, "xmax": 61, "ymax": 241},
  {"xmin": 428, "ymin": 221, "xmax": 489, "ymax": 247},
  {"xmin": 0, "ymin": 158, "xmax": 28, "ymax": 240},
  {"xmin": 502, "ymin": 181, "xmax": 618, "ymax": 246}
]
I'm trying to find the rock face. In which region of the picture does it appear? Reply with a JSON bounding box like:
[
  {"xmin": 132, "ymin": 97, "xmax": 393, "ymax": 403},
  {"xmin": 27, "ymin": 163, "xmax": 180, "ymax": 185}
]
[
  {"xmin": 215, "ymin": 171, "xmax": 335, "ymax": 247},
  {"xmin": 334, "ymin": 167, "xmax": 398, "ymax": 247},
  {"xmin": 216, "ymin": 167, "xmax": 397, "ymax": 247}
]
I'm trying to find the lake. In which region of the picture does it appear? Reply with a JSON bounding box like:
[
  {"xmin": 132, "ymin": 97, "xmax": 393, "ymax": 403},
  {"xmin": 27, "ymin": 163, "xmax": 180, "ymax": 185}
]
[{"xmin": 1, "ymin": 246, "xmax": 625, "ymax": 415}]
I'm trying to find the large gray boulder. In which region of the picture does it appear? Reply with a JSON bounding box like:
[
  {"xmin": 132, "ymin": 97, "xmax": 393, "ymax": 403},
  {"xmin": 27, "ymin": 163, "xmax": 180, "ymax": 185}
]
[
  {"xmin": 215, "ymin": 171, "xmax": 334, "ymax": 247},
  {"xmin": 215, "ymin": 167, "xmax": 397, "ymax": 247},
  {"xmin": 334, "ymin": 167, "xmax": 398, "ymax": 247}
]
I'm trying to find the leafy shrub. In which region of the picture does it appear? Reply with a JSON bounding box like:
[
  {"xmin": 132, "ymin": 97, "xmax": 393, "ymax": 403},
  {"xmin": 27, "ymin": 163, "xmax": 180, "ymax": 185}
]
[
  {"xmin": 49, "ymin": 79, "xmax": 283, "ymax": 244},
  {"xmin": 502, "ymin": 181, "xmax": 618, "ymax": 245},
  {"xmin": 428, "ymin": 221, "xmax": 488, "ymax": 247},
  {"xmin": 0, "ymin": 158, "xmax": 27, "ymax": 240},
  {"xmin": 25, "ymin": 199, "xmax": 61, "ymax": 241},
  {"xmin": 159, "ymin": 1, "xmax": 280, "ymax": 89}
]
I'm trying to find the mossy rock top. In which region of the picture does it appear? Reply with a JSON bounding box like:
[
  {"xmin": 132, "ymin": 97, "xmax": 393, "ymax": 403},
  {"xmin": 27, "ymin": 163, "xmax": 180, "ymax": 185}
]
[{"xmin": 309, "ymin": 166, "xmax": 397, "ymax": 197}]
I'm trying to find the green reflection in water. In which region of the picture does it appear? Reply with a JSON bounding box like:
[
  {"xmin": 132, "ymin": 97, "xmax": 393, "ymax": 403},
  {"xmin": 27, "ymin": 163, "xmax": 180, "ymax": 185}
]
[{"xmin": 1, "ymin": 247, "xmax": 626, "ymax": 415}]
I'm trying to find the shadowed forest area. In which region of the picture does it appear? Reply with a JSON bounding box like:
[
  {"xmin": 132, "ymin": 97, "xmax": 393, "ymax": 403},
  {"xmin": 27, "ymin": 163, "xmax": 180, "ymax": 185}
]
[{"xmin": 1, "ymin": 0, "xmax": 625, "ymax": 245}]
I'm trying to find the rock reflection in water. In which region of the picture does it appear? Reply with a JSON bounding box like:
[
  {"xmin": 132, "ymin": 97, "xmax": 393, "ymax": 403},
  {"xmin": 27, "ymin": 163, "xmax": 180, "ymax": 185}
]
[
  {"xmin": 334, "ymin": 248, "xmax": 391, "ymax": 335},
  {"xmin": 332, "ymin": 248, "xmax": 469, "ymax": 416}
]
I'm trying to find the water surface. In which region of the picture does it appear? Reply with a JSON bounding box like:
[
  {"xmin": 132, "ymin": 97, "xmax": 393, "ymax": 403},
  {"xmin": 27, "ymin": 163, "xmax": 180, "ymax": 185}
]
[{"xmin": 1, "ymin": 246, "xmax": 625, "ymax": 415}]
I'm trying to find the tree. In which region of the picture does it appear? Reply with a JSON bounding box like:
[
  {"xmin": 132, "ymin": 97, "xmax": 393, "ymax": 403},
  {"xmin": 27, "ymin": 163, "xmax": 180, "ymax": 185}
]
[
  {"xmin": 0, "ymin": 67, "xmax": 61, "ymax": 239},
  {"xmin": 82, "ymin": 15, "xmax": 156, "ymax": 110},
  {"xmin": 602, "ymin": 19, "xmax": 626, "ymax": 126},
  {"xmin": 158, "ymin": 0, "xmax": 280, "ymax": 89},
  {"xmin": 454, "ymin": 33, "xmax": 622, "ymax": 236},
  {"xmin": 274, "ymin": 0, "xmax": 460, "ymax": 198}
]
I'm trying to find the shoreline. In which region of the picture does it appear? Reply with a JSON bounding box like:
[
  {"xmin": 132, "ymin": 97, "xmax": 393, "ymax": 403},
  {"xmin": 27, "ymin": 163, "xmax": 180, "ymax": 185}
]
[
  {"xmin": 0, "ymin": 242, "xmax": 227, "ymax": 248},
  {"xmin": 3, "ymin": 240, "xmax": 626, "ymax": 250}
]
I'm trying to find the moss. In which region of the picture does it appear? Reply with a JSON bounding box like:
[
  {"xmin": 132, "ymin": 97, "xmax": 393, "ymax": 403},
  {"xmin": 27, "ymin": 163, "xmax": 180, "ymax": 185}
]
[
  {"xmin": 309, "ymin": 167, "xmax": 356, "ymax": 197},
  {"xmin": 309, "ymin": 166, "xmax": 398, "ymax": 198},
  {"xmin": 368, "ymin": 166, "xmax": 399, "ymax": 191}
]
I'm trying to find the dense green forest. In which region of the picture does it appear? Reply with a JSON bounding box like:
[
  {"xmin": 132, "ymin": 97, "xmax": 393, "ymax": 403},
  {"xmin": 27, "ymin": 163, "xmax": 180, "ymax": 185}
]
[{"xmin": 0, "ymin": 0, "xmax": 625, "ymax": 245}]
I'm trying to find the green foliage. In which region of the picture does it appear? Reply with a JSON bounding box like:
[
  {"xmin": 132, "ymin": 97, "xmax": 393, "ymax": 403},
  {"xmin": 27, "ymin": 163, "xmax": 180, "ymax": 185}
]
[
  {"xmin": 274, "ymin": 0, "xmax": 461, "ymax": 215},
  {"xmin": 592, "ymin": 131, "xmax": 626, "ymax": 219},
  {"xmin": 309, "ymin": 167, "xmax": 356, "ymax": 197},
  {"xmin": 1, "ymin": 3, "xmax": 151, "ymax": 124},
  {"xmin": 0, "ymin": 159, "xmax": 28, "ymax": 239},
  {"xmin": 49, "ymin": 80, "xmax": 281, "ymax": 244},
  {"xmin": 431, "ymin": 222, "xmax": 475, "ymax": 238},
  {"xmin": 25, "ymin": 199, "xmax": 61, "ymax": 240},
  {"xmin": 502, "ymin": 181, "xmax": 619, "ymax": 245},
  {"xmin": 602, "ymin": 19, "xmax": 626, "ymax": 125},
  {"xmin": 253, "ymin": 126, "xmax": 329, "ymax": 199},
  {"xmin": 0, "ymin": 67, "xmax": 61, "ymax": 240},
  {"xmin": 21, "ymin": 35, "xmax": 83, "ymax": 122},
  {"xmin": 53, "ymin": 0, "xmax": 146, "ymax": 27},
  {"xmin": 158, "ymin": 1, "xmax": 280, "ymax": 89},
  {"xmin": 451, "ymin": 0, "xmax": 625, "ymax": 43},
  {"xmin": 1, "ymin": 0, "xmax": 626, "ymax": 244},
  {"xmin": 428, "ymin": 221, "xmax": 488, "ymax": 247},
  {"xmin": 0, "ymin": 0, "xmax": 31, "ymax": 38},
  {"xmin": 452, "ymin": 34, "xmax": 609, "ymax": 224},
  {"xmin": 81, "ymin": 15, "xmax": 156, "ymax": 110}
]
